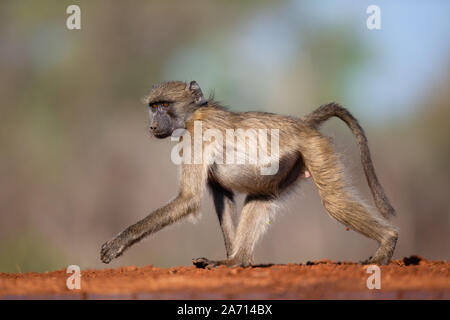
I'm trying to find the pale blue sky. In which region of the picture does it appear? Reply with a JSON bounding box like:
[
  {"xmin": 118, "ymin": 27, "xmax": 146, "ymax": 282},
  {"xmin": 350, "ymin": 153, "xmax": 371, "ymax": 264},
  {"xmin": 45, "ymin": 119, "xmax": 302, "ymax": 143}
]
[
  {"xmin": 272, "ymin": 0, "xmax": 450, "ymax": 120},
  {"xmin": 164, "ymin": 0, "xmax": 449, "ymax": 122}
]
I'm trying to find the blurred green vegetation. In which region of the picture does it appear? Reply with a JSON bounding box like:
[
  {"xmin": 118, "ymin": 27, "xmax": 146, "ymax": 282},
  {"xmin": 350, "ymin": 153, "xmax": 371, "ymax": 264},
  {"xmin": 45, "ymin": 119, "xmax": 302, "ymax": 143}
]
[{"xmin": 0, "ymin": 230, "xmax": 68, "ymax": 273}]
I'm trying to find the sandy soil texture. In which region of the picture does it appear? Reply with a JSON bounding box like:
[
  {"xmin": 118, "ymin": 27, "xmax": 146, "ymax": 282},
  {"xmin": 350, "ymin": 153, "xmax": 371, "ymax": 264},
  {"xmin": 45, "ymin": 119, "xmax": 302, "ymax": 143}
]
[{"xmin": 1, "ymin": 256, "xmax": 449, "ymax": 299}]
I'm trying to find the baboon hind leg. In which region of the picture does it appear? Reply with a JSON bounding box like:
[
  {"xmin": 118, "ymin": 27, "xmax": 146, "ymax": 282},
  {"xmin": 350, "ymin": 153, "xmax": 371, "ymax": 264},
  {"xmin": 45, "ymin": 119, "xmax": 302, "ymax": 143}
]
[
  {"xmin": 193, "ymin": 195, "xmax": 276, "ymax": 268},
  {"xmin": 302, "ymin": 135, "xmax": 398, "ymax": 265}
]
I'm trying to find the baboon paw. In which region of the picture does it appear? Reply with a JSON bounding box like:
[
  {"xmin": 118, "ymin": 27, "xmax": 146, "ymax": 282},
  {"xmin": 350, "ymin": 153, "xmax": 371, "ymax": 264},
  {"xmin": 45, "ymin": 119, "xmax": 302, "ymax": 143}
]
[
  {"xmin": 192, "ymin": 257, "xmax": 250, "ymax": 269},
  {"xmin": 100, "ymin": 237, "xmax": 127, "ymax": 264},
  {"xmin": 192, "ymin": 257, "xmax": 221, "ymax": 269},
  {"xmin": 362, "ymin": 256, "xmax": 390, "ymax": 265}
]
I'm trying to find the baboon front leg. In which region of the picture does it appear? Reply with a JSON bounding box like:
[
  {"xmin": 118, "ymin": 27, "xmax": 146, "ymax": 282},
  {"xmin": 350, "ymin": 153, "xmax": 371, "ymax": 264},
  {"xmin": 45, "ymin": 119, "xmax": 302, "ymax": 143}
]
[
  {"xmin": 193, "ymin": 195, "xmax": 275, "ymax": 268},
  {"xmin": 101, "ymin": 163, "xmax": 206, "ymax": 264},
  {"xmin": 208, "ymin": 180, "xmax": 237, "ymax": 258},
  {"xmin": 302, "ymin": 135, "xmax": 398, "ymax": 265},
  {"xmin": 101, "ymin": 194, "xmax": 200, "ymax": 263}
]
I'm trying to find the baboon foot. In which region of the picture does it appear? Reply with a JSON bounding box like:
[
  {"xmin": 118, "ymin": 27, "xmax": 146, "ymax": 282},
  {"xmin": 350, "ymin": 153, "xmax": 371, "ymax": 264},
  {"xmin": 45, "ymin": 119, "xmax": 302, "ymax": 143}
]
[
  {"xmin": 192, "ymin": 257, "xmax": 250, "ymax": 269},
  {"xmin": 364, "ymin": 252, "xmax": 391, "ymax": 265},
  {"xmin": 361, "ymin": 255, "xmax": 390, "ymax": 265},
  {"xmin": 192, "ymin": 257, "xmax": 221, "ymax": 269},
  {"xmin": 362, "ymin": 230, "xmax": 398, "ymax": 265}
]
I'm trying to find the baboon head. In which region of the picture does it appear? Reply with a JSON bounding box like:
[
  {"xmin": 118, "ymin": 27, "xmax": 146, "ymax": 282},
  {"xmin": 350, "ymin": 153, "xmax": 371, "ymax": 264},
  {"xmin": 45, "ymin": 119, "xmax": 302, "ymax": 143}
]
[{"xmin": 144, "ymin": 80, "xmax": 206, "ymax": 139}]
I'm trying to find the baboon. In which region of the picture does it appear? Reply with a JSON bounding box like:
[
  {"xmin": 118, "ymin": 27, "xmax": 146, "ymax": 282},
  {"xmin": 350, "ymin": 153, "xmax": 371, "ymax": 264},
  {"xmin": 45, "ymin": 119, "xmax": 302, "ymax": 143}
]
[{"xmin": 100, "ymin": 80, "xmax": 398, "ymax": 267}]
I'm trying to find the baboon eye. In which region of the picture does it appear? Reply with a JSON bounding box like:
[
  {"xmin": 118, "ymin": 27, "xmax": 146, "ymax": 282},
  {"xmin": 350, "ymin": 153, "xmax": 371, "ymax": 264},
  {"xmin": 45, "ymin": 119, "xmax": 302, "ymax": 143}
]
[{"xmin": 149, "ymin": 102, "xmax": 168, "ymax": 109}]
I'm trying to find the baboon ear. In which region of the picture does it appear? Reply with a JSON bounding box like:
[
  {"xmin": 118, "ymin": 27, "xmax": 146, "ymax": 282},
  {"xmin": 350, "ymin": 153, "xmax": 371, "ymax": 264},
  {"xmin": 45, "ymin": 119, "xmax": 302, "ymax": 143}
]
[{"xmin": 189, "ymin": 81, "xmax": 206, "ymax": 105}]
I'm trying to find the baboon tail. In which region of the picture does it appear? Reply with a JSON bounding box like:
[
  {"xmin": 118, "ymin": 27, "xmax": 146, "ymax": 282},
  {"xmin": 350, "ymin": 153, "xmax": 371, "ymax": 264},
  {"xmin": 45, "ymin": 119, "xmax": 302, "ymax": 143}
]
[{"xmin": 303, "ymin": 102, "xmax": 396, "ymax": 218}]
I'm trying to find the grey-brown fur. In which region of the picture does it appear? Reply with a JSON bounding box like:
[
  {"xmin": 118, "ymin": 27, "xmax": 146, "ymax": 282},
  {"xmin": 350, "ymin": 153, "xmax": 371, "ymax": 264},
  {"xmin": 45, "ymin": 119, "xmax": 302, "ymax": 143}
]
[{"xmin": 100, "ymin": 80, "xmax": 398, "ymax": 267}]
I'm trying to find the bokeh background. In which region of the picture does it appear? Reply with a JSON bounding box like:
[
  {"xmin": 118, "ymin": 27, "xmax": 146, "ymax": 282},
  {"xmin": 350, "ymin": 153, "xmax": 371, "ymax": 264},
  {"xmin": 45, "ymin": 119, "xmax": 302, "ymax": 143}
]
[{"xmin": 0, "ymin": 0, "xmax": 449, "ymax": 273}]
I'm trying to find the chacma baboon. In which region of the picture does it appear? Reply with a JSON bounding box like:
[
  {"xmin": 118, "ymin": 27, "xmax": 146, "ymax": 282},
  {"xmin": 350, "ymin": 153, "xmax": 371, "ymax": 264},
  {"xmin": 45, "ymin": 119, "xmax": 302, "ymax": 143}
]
[{"xmin": 100, "ymin": 80, "xmax": 398, "ymax": 267}]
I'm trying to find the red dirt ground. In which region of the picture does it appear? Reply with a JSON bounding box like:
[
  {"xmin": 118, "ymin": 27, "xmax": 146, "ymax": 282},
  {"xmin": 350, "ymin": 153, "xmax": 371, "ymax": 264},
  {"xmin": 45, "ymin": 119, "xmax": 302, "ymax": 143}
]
[{"xmin": 1, "ymin": 256, "xmax": 449, "ymax": 299}]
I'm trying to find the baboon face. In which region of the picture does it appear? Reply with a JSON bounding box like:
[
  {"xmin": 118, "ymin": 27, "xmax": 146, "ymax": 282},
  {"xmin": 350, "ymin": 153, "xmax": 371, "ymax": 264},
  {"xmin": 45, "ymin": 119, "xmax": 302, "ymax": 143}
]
[{"xmin": 145, "ymin": 81, "xmax": 205, "ymax": 139}]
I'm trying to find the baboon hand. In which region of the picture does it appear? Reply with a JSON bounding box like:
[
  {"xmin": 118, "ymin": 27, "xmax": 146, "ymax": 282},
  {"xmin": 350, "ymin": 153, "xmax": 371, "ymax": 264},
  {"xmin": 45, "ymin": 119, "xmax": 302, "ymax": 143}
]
[
  {"xmin": 192, "ymin": 257, "xmax": 250, "ymax": 269},
  {"xmin": 100, "ymin": 235, "xmax": 129, "ymax": 264},
  {"xmin": 192, "ymin": 257, "xmax": 222, "ymax": 269}
]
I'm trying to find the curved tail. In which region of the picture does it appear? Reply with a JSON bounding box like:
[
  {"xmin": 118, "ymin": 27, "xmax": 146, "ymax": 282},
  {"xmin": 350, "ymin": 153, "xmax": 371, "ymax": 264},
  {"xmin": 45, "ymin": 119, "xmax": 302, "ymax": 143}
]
[{"xmin": 303, "ymin": 102, "xmax": 396, "ymax": 219}]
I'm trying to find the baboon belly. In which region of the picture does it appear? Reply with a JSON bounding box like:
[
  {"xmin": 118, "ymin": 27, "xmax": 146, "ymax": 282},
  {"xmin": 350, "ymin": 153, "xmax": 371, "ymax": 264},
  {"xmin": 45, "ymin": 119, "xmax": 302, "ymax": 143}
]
[{"xmin": 211, "ymin": 155, "xmax": 303, "ymax": 195}]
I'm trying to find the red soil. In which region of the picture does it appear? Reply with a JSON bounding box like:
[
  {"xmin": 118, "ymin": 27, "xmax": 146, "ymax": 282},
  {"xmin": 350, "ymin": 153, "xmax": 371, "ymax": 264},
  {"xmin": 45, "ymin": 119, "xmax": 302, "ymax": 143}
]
[{"xmin": 1, "ymin": 256, "xmax": 449, "ymax": 299}]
